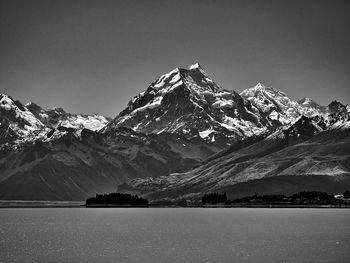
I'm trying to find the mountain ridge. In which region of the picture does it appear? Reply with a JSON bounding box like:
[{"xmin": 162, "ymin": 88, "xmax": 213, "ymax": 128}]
[{"xmin": 0, "ymin": 63, "xmax": 349, "ymax": 200}]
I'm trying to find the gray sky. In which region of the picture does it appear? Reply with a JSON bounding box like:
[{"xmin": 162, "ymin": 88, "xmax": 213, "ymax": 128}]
[{"xmin": 1, "ymin": 0, "xmax": 349, "ymax": 117}]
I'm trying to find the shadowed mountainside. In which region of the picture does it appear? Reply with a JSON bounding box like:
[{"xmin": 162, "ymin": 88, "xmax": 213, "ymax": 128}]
[{"xmin": 120, "ymin": 115, "xmax": 350, "ymax": 201}]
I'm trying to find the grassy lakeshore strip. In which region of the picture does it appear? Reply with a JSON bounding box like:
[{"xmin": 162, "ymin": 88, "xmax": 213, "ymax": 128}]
[
  {"xmin": 202, "ymin": 204, "xmax": 350, "ymax": 208},
  {"xmin": 0, "ymin": 200, "xmax": 85, "ymax": 208}
]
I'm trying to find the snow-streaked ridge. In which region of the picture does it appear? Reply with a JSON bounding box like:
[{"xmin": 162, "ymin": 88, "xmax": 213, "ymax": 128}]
[
  {"xmin": 104, "ymin": 64, "xmax": 273, "ymax": 146},
  {"xmin": 240, "ymin": 83, "xmax": 326, "ymax": 125},
  {"xmin": 0, "ymin": 94, "xmax": 48, "ymax": 142},
  {"xmin": 0, "ymin": 93, "xmax": 110, "ymax": 146}
]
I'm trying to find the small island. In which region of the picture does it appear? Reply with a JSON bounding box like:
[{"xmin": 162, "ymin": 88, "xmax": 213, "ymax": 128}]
[{"xmin": 86, "ymin": 192, "xmax": 149, "ymax": 207}]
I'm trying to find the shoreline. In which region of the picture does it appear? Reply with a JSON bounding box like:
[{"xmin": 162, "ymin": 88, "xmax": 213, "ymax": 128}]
[
  {"xmin": 0, "ymin": 201, "xmax": 85, "ymax": 208},
  {"xmin": 202, "ymin": 204, "xmax": 350, "ymax": 209},
  {"xmin": 1, "ymin": 201, "xmax": 350, "ymax": 209}
]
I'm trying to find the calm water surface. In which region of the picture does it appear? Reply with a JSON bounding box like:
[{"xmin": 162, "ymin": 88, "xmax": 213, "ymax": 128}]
[{"xmin": 0, "ymin": 208, "xmax": 349, "ymax": 263}]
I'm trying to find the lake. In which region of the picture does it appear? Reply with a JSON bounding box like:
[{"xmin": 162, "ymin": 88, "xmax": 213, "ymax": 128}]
[{"xmin": 0, "ymin": 208, "xmax": 349, "ymax": 262}]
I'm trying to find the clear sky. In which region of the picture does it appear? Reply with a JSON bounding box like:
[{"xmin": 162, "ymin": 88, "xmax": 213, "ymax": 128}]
[{"xmin": 1, "ymin": 0, "xmax": 349, "ymax": 117}]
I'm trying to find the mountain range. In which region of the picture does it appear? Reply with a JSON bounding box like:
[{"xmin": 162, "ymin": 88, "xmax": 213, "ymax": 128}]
[{"xmin": 0, "ymin": 63, "xmax": 349, "ymax": 201}]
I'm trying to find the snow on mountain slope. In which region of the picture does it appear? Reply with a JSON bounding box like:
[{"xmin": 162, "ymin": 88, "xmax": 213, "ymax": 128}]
[
  {"xmin": 0, "ymin": 94, "xmax": 111, "ymax": 147},
  {"xmin": 297, "ymin": 97, "xmax": 328, "ymax": 115},
  {"xmin": 25, "ymin": 102, "xmax": 110, "ymax": 131},
  {"xmin": 328, "ymin": 111, "xmax": 350, "ymax": 130},
  {"xmin": 104, "ymin": 64, "xmax": 272, "ymax": 148},
  {"xmin": 0, "ymin": 94, "xmax": 48, "ymax": 144},
  {"xmin": 240, "ymin": 83, "xmax": 326, "ymax": 126},
  {"xmin": 59, "ymin": 114, "xmax": 110, "ymax": 131}
]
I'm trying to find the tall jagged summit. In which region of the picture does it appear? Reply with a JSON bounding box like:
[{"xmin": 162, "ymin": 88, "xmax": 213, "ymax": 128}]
[{"xmin": 103, "ymin": 63, "xmax": 271, "ymax": 146}]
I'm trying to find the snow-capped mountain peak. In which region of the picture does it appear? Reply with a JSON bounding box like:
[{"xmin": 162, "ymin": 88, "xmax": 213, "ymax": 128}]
[
  {"xmin": 189, "ymin": 62, "xmax": 201, "ymax": 70},
  {"xmin": 152, "ymin": 67, "xmax": 181, "ymax": 90},
  {"xmin": 1, "ymin": 94, "xmax": 15, "ymax": 110},
  {"xmin": 190, "ymin": 62, "xmax": 210, "ymax": 73},
  {"xmin": 240, "ymin": 83, "xmax": 298, "ymax": 124},
  {"xmin": 298, "ymin": 97, "xmax": 320, "ymax": 107},
  {"xmin": 297, "ymin": 97, "xmax": 327, "ymax": 116},
  {"xmin": 148, "ymin": 63, "xmax": 223, "ymax": 95},
  {"xmin": 115, "ymin": 64, "xmax": 225, "ymax": 121},
  {"xmin": 240, "ymin": 83, "xmax": 326, "ymax": 125},
  {"xmin": 298, "ymin": 97, "xmax": 313, "ymax": 105},
  {"xmin": 253, "ymin": 82, "xmax": 265, "ymax": 90},
  {"xmin": 241, "ymin": 82, "xmax": 286, "ymax": 98},
  {"xmin": 103, "ymin": 64, "xmax": 272, "ymax": 147},
  {"xmin": 0, "ymin": 94, "xmax": 48, "ymax": 144},
  {"xmin": 0, "ymin": 94, "xmax": 110, "ymax": 146},
  {"xmin": 0, "ymin": 95, "xmax": 45, "ymax": 131}
]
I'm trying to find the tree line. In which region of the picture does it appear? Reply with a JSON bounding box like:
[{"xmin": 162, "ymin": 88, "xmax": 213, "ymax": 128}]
[
  {"xmin": 86, "ymin": 192, "xmax": 148, "ymax": 206},
  {"xmin": 202, "ymin": 192, "xmax": 227, "ymax": 204},
  {"xmin": 202, "ymin": 190, "xmax": 350, "ymax": 205}
]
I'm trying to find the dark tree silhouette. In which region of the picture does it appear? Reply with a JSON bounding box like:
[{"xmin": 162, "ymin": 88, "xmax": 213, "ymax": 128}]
[
  {"xmin": 291, "ymin": 191, "xmax": 333, "ymax": 200},
  {"xmin": 86, "ymin": 192, "xmax": 148, "ymax": 206},
  {"xmin": 202, "ymin": 192, "xmax": 227, "ymax": 204},
  {"xmin": 229, "ymin": 191, "xmax": 347, "ymax": 205},
  {"xmin": 343, "ymin": 190, "xmax": 350, "ymax": 198}
]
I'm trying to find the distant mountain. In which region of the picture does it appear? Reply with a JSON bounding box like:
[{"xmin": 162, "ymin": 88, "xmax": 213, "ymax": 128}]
[
  {"xmin": 1, "ymin": 63, "xmax": 349, "ymax": 201},
  {"xmin": 0, "ymin": 94, "xmax": 48, "ymax": 145},
  {"xmin": 0, "ymin": 94, "xmax": 110, "ymax": 147},
  {"xmin": 297, "ymin": 97, "xmax": 328, "ymax": 115},
  {"xmin": 26, "ymin": 101, "xmax": 111, "ymax": 131},
  {"xmin": 240, "ymin": 83, "xmax": 326, "ymax": 126}
]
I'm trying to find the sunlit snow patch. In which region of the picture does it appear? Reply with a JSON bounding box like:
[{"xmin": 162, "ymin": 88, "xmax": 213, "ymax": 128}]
[{"xmin": 199, "ymin": 129, "xmax": 214, "ymax": 139}]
